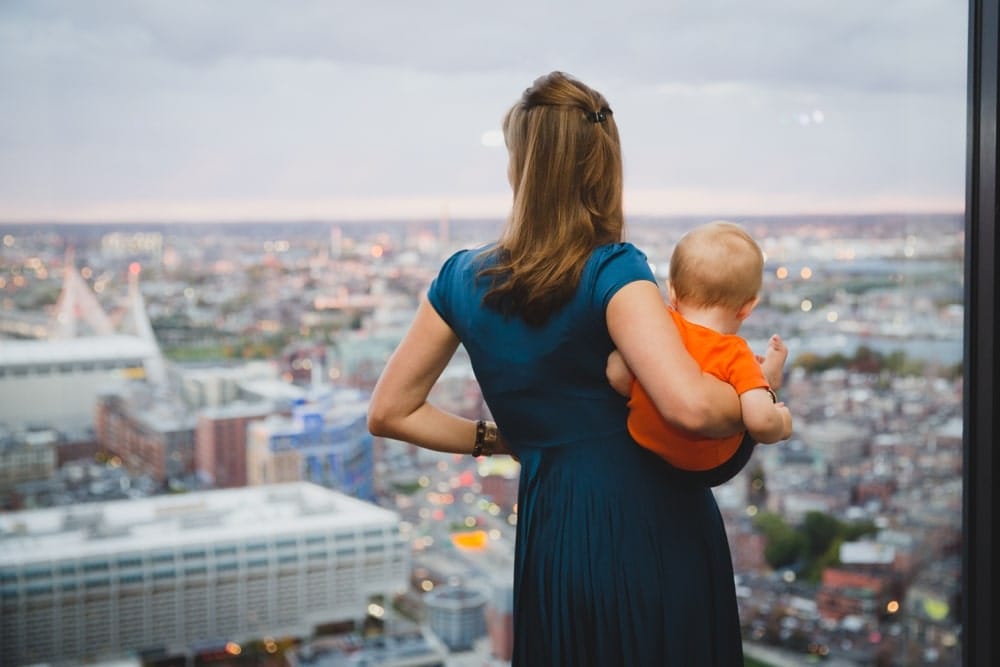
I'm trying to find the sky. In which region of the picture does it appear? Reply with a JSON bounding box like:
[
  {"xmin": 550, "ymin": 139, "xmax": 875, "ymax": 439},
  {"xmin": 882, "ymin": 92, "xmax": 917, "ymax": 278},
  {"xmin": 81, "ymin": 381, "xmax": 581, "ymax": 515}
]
[{"xmin": 0, "ymin": 1, "xmax": 969, "ymax": 224}]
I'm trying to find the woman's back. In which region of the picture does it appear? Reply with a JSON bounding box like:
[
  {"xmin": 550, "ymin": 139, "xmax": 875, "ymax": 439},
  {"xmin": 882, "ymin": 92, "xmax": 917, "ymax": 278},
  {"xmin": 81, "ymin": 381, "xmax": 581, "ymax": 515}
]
[
  {"xmin": 428, "ymin": 242, "xmax": 744, "ymax": 665},
  {"xmin": 431, "ymin": 242, "xmax": 640, "ymax": 448}
]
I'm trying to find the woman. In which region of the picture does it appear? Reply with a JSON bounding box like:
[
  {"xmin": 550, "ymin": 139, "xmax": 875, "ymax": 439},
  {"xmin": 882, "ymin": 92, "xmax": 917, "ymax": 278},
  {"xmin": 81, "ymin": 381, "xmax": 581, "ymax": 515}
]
[{"xmin": 369, "ymin": 71, "xmax": 747, "ymax": 666}]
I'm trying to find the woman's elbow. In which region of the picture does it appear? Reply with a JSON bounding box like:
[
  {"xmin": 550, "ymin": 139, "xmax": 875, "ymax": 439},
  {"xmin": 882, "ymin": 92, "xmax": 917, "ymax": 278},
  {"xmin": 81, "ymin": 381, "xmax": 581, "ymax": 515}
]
[
  {"xmin": 366, "ymin": 412, "xmax": 384, "ymax": 437},
  {"xmin": 679, "ymin": 397, "xmax": 740, "ymax": 438},
  {"xmin": 677, "ymin": 405, "xmax": 718, "ymax": 435},
  {"xmin": 367, "ymin": 402, "xmax": 394, "ymax": 438}
]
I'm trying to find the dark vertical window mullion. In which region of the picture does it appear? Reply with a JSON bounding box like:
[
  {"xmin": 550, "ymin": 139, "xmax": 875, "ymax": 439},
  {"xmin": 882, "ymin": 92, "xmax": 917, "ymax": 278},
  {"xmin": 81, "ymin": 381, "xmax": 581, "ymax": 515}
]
[{"xmin": 963, "ymin": 0, "xmax": 998, "ymax": 665}]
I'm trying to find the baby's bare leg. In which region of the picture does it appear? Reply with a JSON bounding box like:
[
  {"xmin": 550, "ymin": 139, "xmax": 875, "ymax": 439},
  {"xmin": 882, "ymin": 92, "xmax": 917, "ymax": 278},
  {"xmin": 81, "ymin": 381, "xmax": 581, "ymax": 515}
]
[{"xmin": 606, "ymin": 349, "xmax": 634, "ymax": 397}]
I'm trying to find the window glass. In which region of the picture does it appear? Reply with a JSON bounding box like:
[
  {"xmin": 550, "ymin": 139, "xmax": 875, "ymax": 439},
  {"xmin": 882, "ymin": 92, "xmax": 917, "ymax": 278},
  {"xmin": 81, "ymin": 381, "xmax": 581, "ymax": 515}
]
[{"xmin": 0, "ymin": 3, "xmax": 971, "ymax": 664}]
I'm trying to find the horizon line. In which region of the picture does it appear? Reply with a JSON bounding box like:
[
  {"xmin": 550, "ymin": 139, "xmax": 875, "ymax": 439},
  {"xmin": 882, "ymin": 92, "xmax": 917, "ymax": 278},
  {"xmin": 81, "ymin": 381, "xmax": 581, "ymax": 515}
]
[
  {"xmin": 0, "ymin": 189, "xmax": 964, "ymax": 226},
  {"xmin": 0, "ymin": 209, "xmax": 966, "ymax": 227}
]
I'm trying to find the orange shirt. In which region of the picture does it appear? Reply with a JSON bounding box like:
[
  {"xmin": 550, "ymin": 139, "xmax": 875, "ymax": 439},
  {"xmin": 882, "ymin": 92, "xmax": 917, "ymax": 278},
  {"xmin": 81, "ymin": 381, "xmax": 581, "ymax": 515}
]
[{"xmin": 627, "ymin": 308, "xmax": 769, "ymax": 471}]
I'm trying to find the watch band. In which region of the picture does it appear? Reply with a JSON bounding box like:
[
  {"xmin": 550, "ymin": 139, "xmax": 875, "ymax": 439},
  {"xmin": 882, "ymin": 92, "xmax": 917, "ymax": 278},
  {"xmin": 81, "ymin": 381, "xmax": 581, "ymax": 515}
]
[{"xmin": 473, "ymin": 419, "xmax": 498, "ymax": 457}]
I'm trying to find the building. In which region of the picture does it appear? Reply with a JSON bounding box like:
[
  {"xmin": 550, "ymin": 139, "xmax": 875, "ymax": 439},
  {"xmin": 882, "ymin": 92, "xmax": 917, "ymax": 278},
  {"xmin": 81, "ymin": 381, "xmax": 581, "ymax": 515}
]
[
  {"xmin": 0, "ymin": 427, "xmax": 57, "ymax": 494},
  {"xmin": 171, "ymin": 361, "xmax": 281, "ymax": 411},
  {"xmin": 291, "ymin": 627, "xmax": 449, "ymax": 667},
  {"xmin": 0, "ymin": 482, "xmax": 408, "ymax": 666},
  {"xmin": 195, "ymin": 402, "xmax": 272, "ymax": 488},
  {"xmin": 475, "ymin": 457, "xmax": 519, "ymax": 511},
  {"xmin": 423, "ymin": 585, "xmax": 488, "ymax": 653},
  {"xmin": 0, "ymin": 336, "xmax": 156, "ymax": 433},
  {"xmin": 815, "ymin": 568, "xmax": 886, "ymax": 621},
  {"xmin": 0, "ymin": 256, "xmax": 167, "ymax": 434},
  {"xmin": 95, "ymin": 385, "xmax": 196, "ymax": 484},
  {"xmin": 484, "ymin": 576, "xmax": 513, "ymax": 662},
  {"xmin": 725, "ymin": 520, "xmax": 768, "ymax": 574},
  {"xmin": 246, "ymin": 388, "xmax": 374, "ymax": 500}
]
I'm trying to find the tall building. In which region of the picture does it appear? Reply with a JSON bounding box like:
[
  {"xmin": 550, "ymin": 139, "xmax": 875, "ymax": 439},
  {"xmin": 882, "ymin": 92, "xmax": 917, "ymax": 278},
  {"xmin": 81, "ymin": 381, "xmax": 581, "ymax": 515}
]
[
  {"xmin": 246, "ymin": 388, "xmax": 374, "ymax": 500},
  {"xmin": 0, "ymin": 482, "xmax": 408, "ymax": 665},
  {"xmin": 195, "ymin": 402, "xmax": 272, "ymax": 488}
]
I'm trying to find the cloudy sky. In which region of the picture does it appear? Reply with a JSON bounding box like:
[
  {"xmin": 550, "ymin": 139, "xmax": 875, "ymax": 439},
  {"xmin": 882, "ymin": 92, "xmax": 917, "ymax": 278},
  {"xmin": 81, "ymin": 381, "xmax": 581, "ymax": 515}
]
[{"xmin": 0, "ymin": 1, "xmax": 968, "ymax": 224}]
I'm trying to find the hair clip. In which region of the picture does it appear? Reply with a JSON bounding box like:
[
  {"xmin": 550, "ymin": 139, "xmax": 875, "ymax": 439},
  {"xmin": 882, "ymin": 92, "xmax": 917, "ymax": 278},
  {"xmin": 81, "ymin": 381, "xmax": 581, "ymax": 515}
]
[{"xmin": 585, "ymin": 110, "xmax": 607, "ymax": 124}]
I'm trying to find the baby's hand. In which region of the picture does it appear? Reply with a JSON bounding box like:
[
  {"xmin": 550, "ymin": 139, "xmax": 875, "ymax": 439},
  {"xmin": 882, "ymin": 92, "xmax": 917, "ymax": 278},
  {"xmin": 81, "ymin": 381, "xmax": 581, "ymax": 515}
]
[
  {"xmin": 606, "ymin": 349, "xmax": 634, "ymax": 397},
  {"xmin": 757, "ymin": 334, "xmax": 789, "ymax": 391}
]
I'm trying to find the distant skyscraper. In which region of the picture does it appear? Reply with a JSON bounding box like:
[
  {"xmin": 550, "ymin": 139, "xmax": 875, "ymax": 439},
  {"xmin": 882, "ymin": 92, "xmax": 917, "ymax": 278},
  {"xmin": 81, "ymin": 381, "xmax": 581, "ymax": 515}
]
[
  {"xmin": 330, "ymin": 226, "xmax": 343, "ymax": 260},
  {"xmin": 438, "ymin": 205, "xmax": 450, "ymax": 251}
]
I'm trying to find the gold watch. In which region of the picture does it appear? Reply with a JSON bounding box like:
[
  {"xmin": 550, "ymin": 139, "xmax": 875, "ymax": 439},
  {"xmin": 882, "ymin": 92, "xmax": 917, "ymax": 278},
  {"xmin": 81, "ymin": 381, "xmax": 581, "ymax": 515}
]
[{"xmin": 473, "ymin": 420, "xmax": 498, "ymax": 457}]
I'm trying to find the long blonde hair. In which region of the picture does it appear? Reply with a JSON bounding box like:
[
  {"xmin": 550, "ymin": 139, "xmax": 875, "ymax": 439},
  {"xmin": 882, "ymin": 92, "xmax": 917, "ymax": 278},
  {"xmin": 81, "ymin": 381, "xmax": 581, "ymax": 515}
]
[{"xmin": 479, "ymin": 71, "xmax": 624, "ymax": 325}]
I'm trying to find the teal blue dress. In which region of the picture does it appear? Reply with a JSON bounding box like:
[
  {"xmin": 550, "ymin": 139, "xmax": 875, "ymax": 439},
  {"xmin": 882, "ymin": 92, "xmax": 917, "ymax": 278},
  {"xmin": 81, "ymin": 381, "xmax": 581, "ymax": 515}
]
[{"xmin": 428, "ymin": 243, "xmax": 744, "ymax": 666}]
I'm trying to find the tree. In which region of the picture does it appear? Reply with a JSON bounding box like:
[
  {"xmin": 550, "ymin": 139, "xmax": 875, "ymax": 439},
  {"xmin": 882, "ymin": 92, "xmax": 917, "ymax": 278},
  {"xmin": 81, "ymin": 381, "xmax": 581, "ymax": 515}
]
[
  {"xmin": 801, "ymin": 511, "xmax": 841, "ymax": 560},
  {"xmin": 754, "ymin": 512, "xmax": 803, "ymax": 570}
]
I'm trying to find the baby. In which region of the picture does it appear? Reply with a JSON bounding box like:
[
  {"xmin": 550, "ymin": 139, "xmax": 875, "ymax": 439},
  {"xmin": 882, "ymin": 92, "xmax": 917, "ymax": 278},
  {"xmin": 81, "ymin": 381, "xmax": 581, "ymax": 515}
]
[{"xmin": 607, "ymin": 221, "xmax": 792, "ymax": 475}]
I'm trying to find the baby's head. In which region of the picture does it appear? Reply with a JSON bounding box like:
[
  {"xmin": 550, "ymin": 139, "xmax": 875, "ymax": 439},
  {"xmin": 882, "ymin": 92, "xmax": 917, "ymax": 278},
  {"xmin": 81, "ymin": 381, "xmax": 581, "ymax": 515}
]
[{"xmin": 668, "ymin": 221, "xmax": 764, "ymax": 316}]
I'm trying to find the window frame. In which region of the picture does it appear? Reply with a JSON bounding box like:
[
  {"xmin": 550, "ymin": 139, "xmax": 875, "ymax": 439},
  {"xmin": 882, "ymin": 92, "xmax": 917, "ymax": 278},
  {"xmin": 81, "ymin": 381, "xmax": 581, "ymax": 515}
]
[{"xmin": 962, "ymin": 1, "xmax": 998, "ymax": 665}]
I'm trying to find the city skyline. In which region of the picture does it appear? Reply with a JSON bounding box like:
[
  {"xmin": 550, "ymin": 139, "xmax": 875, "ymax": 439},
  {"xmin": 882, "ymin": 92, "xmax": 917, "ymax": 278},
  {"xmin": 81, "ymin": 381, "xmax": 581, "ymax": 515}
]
[
  {"xmin": 0, "ymin": 1, "xmax": 967, "ymax": 224},
  {"xmin": 0, "ymin": 214, "xmax": 966, "ymax": 665}
]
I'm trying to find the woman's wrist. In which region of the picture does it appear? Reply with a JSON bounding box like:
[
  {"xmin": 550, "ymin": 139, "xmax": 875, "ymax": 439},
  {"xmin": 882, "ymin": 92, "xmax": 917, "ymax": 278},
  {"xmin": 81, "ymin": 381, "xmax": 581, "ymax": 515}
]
[{"xmin": 473, "ymin": 419, "xmax": 498, "ymax": 457}]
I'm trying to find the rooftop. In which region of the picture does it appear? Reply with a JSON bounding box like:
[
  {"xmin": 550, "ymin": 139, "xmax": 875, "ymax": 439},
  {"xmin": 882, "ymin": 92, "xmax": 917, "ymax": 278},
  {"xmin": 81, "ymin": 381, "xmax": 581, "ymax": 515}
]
[
  {"xmin": 0, "ymin": 334, "xmax": 158, "ymax": 368},
  {"xmin": 0, "ymin": 482, "xmax": 399, "ymax": 566}
]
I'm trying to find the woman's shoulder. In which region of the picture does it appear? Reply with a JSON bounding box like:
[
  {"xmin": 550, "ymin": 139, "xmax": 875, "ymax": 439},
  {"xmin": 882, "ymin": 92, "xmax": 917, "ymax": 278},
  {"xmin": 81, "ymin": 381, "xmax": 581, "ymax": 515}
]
[
  {"xmin": 429, "ymin": 244, "xmax": 496, "ymax": 321},
  {"xmin": 437, "ymin": 243, "xmax": 496, "ymax": 276},
  {"xmin": 584, "ymin": 242, "xmax": 656, "ymax": 308},
  {"xmin": 588, "ymin": 241, "xmax": 653, "ymax": 276},
  {"xmin": 588, "ymin": 241, "xmax": 649, "ymax": 265}
]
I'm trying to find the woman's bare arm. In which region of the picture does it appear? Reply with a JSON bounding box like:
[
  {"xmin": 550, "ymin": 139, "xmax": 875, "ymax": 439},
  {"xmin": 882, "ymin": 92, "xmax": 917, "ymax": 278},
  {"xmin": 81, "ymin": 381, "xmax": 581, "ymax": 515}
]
[
  {"xmin": 368, "ymin": 296, "xmax": 511, "ymax": 456},
  {"xmin": 607, "ymin": 280, "xmax": 743, "ymax": 438}
]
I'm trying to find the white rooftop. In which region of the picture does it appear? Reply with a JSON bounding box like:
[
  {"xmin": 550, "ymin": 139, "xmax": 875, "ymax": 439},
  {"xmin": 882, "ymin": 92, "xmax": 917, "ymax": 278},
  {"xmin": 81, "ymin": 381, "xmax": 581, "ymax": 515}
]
[
  {"xmin": 239, "ymin": 378, "xmax": 309, "ymax": 402},
  {"xmin": 0, "ymin": 335, "xmax": 158, "ymax": 368},
  {"xmin": 0, "ymin": 482, "xmax": 399, "ymax": 566},
  {"xmin": 840, "ymin": 540, "xmax": 896, "ymax": 565}
]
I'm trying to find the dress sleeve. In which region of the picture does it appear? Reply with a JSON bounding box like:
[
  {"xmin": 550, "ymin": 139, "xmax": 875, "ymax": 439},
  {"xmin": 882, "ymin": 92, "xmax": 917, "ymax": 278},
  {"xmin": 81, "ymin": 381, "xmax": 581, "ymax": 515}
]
[
  {"xmin": 591, "ymin": 242, "xmax": 658, "ymax": 310},
  {"xmin": 427, "ymin": 248, "xmax": 476, "ymax": 327},
  {"xmin": 427, "ymin": 250, "xmax": 464, "ymax": 326}
]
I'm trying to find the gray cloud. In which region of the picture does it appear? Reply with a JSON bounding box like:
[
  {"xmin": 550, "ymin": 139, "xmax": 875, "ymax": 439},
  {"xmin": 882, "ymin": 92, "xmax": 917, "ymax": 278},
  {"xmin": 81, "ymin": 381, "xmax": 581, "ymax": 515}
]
[{"xmin": 0, "ymin": 0, "xmax": 968, "ymax": 220}]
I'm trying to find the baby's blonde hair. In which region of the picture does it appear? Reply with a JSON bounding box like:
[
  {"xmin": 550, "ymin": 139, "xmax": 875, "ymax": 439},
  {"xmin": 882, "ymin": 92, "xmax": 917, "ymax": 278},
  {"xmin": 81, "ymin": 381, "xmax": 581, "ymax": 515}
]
[{"xmin": 668, "ymin": 221, "xmax": 764, "ymax": 311}]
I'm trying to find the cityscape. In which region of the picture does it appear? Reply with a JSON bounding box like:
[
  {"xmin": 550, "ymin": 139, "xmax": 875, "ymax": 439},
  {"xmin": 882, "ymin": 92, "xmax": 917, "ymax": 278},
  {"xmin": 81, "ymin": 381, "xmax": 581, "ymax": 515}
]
[{"xmin": 0, "ymin": 212, "xmax": 964, "ymax": 666}]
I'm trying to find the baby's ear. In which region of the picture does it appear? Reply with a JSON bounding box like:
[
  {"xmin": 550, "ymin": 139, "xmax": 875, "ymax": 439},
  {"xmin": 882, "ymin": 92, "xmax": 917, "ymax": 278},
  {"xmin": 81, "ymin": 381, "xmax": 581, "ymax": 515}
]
[
  {"xmin": 737, "ymin": 296, "xmax": 760, "ymax": 321},
  {"xmin": 667, "ymin": 282, "xmax": 679, "ymax": 308}
]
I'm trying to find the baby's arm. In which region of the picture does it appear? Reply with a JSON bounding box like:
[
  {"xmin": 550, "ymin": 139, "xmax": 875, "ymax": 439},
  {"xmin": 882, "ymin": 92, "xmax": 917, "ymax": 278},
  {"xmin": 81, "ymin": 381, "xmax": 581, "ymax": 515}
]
[
  {"xmin": 606, "ymin": 349, "xmax": 634, "ymax": 397},
  {"xmin": 757, "ymin": 334, "xmax": 788, "ymax": 391},
  {"xmin": 741, "ymin": 389, "xmax": 793, "ymax": 444},
  {"xmin": 744, "ymin": 335, "xmax": 792, "ymax": 443}
]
